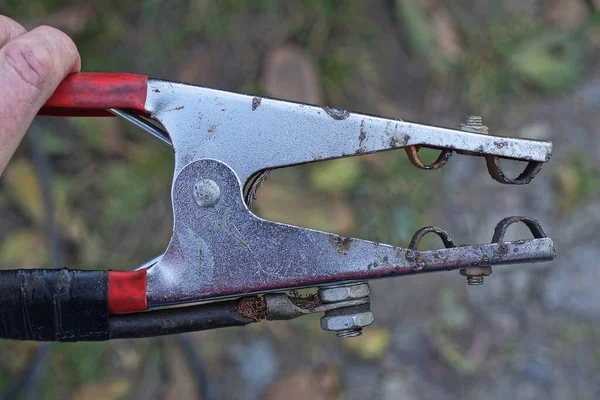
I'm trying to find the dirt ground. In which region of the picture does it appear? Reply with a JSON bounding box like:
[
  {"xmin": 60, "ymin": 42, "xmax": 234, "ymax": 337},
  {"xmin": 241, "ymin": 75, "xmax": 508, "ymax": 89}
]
[{"xmin": 1, "ymin": 1, "xmax": 600, "ymax": 399}]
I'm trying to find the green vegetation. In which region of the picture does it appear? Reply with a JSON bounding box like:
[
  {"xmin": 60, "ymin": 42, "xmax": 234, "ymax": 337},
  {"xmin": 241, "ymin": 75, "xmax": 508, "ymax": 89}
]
[{"xmin": 0, "ymin": 0, "xmax": 596, "ymax": 397}]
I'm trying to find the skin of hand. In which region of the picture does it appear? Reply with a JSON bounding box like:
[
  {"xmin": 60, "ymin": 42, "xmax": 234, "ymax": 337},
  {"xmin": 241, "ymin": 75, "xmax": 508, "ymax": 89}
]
[{"xmin": 0, "ymin": 15, "xmax": 80, "ymax": 175}]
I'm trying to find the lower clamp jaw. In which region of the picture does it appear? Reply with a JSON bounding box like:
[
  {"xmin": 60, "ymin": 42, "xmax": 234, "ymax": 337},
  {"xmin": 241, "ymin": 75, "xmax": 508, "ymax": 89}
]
[{"xmin": 142, "ymin": 159, "xmax": 556, "ymax": 309}]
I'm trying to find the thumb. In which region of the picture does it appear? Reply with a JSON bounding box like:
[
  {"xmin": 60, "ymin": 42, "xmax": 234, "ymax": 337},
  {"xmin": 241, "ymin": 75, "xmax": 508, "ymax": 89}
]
[{"xmin": 0, "ymin": 24, "xmax": 80, "ymax": 174}]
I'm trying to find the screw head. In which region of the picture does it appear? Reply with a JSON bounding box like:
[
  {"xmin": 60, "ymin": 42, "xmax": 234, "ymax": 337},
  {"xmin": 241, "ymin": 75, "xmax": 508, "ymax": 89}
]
[{"xmin": 193, "ymin": 179, "xmax": 221, "ymax": 207}]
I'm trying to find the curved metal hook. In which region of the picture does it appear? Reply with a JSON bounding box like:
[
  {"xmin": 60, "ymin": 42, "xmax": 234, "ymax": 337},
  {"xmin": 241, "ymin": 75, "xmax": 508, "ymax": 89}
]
[
  {"xmin": 485, "ymin": 156, "xmax": 544, "ymax": 185},
  {"xmin": 408, "ymin": 226, "xmax": 456, "ymax": 250},
  {"xmin": 405, "ymin": 146, "xmax": 453, "ymax": 170},
  {"xmin": 492, "ymin": 216, "xmax": 548, "ymax": 243}
]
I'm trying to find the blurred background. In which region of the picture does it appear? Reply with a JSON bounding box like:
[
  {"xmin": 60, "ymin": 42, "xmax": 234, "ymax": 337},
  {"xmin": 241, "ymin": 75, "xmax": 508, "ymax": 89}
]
[{"xmin": 1, "ymin": 0, "xmax": 600, "ymax": 399}]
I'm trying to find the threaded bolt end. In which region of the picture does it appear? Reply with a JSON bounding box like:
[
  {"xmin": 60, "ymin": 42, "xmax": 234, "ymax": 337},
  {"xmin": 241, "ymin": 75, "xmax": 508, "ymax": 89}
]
[
  {"xmin": 465, "ymin": 115, "xmax": 482, "ymax": 126},
  {"xmin": 336, "ymin": 329, "xmax": 363, "ymax": 338},
  {"xmin": 466, "ymin": 275, "xmax": 485, "ymax": 285}
]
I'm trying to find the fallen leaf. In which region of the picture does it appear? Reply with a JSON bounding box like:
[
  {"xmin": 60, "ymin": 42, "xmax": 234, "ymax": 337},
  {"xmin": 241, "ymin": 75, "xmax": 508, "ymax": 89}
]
[
  {"xmin": 432, "ymin": 7, "xmax": 462, "ymax": 60},
  {"xmin": 395, "ymin": 0, "xmax": 436, "ymax": 61},
  {"xmin": 1, "ymin": 342, "xmax": 40, "ymax": 373},
  {"xmin": 265, "ymin": 368, "xmax": 342, "ymax": 400},
  {"xmin": 310, "ymin": 158, "xmax": 362, "ymax": 193},
  {"xmin": 4, "ymin": 158, "xmax": 88, "ymax": 244},
  {"xmin": 254, "ymin": 177, "xmax": 355, "ymax": 234},
  {"xmin": 73, "ymin": 379, "xmax": 130, "ymax": 400},
  {"xmin": 177, "ymin": 44, "xmax": 214, "ymax": 85},
  {"xmin": 4, "ymin": 159, "xmax": 45, "ymax": 225},
  {"xmin": 68, "ymin": 117, "xmax": 124, "ymax": 154},
  {"xmin": 509, "ymin": 31, "xmax": 585, "ymax": 92},
  {"xmin": 555, "ymin": 155, "xmax": 600, "ymax": 213},
  {"xmin": 343, "ymin": 327, "xmax": 391, "ymax": 360},
  {"xmin": 263, "ymin": 45, "xmax": 324, "ymax": 104},
  {"xmin": 0, "ymin": 230, "xmax": 47, "ymax": 268},
  {"xmin": 24, "ymin": 4, "xmax": 95, "ymax": 35},
  {"xmin": 39, "ymin": 133, "xmax": 75, "ymax": 156},
  {"xmin": 429, "ymin": 329, "xmax": 475, "ymax": 375},
  {"xmin": 545, "ymin": 0, "xmax": 586, "ymax": 31}
]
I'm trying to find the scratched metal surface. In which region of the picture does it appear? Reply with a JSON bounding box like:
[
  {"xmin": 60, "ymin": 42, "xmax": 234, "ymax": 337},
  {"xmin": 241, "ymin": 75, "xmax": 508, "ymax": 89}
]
[
  {"xmin": 145, "ymin": 159, "xmax": 555, "ymax": 307},
  {"xmin": 144, "ymin": 80, "xmax": 553, "ymax": 184}
]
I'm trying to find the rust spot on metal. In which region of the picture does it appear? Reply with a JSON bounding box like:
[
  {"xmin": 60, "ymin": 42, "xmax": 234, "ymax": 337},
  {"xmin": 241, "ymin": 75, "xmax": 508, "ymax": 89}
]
[
  {"xmin": 208, "ymin": 125, "xmax": 216, "ymax": 133},
  {"xmin": 289, "ymin": 292, "xmax": 320, "ymax": 309},
  {"xmin": 492, "ymin": 243, "xmax": 510, "ymax": 260},
  {"xmin": 355, "ymin": 121, "xmax": 368, "ymax": 155},
  {"xmin": 328, "ymin": 234, "xmax": 353, "ymax": 255},
  {"xmin": 358, "ymin": 121, "xmax": 367, "ymax": 149},
  {"xmin": 322, "ymin": 106, "xmax": 350, "ymax": 120},
  {"xmin": 367, "ymin": 261, "xmax": 378, "ymax": 270},
  {"xmin": 485, "ymin": 156, "xmax": 543, "ymax": 185},
  {"xmin": 252, "ymin": 97, "xmax": 262, "ymax": 111},
  {"xmin": 395, "ymin": 247, "xmax": 403, "ymax": 258},
  {"xmin": 494, "ymin": 141, "xmax": 508, "ymax": 149},
  {"xmin": 237, "ymin": 296, "xmax": 266, "ymax": 321},
  {"xmin": 166, "ymin": 106, "xmax": 185, "ymax": 112},
  {"xmin": 152, "ymin": 89, "xmax": 160, "ymax": 93},
  {"xmin": 405, "ymin": 146, "xmax": 452, "ymax": 170}
]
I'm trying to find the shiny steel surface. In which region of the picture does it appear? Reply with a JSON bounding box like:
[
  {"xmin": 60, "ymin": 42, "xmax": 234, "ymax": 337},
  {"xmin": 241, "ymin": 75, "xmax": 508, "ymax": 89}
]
[{"xmin": 144, "ymin": 80, "xmax": 553, "ymax": 184}]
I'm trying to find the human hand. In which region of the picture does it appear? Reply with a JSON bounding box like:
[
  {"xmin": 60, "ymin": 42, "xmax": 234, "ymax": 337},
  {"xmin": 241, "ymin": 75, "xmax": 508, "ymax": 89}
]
[{"xmin": 0, "ymin": 15, "xmax": 80, "ymax": 175}]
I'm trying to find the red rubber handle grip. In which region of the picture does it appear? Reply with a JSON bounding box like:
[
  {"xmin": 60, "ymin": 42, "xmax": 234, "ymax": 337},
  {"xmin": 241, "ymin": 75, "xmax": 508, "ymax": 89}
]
[{"xmin": 39, "ymin": 72, "xmax": 149, "ymax": 117}]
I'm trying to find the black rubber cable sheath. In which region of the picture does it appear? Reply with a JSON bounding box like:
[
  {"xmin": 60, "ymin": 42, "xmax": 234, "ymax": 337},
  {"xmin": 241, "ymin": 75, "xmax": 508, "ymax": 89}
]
[{"xmin": 109, "ymin": 299, "xmax": 254, "ymax": 339}]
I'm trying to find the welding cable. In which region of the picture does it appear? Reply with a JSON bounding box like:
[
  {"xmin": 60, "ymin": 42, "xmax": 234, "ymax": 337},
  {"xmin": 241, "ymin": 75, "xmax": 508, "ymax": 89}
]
[{"xmin": 109, "ymin": 299, "xmax": 255, "ymax": 339}]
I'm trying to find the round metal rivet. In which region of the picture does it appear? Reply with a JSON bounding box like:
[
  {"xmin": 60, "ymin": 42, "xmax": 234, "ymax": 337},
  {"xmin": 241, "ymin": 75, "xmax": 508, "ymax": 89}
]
[{"xmin": 193, "ymin": 179, "xmax": 221, "ymax": 207}]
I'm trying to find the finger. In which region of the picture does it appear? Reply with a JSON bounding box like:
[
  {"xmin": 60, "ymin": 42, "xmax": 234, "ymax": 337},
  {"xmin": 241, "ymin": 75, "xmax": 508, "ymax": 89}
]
[
  {"xmin": 0, "ymin": 25, "xmax": 81, "ymax": 174},
  {"xmin": 0, "ymin": 15, "xmax": 27, "ymax": 48}
]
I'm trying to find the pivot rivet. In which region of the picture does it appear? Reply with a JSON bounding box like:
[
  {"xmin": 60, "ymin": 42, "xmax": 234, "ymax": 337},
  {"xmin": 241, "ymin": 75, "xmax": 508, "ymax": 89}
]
[{"xmin": 193, "ymin": 179, "xmax": 221, "ymax": 207}]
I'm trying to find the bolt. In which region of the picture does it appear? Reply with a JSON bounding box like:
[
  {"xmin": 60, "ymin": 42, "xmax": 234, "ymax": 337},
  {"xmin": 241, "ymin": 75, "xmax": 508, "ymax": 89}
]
[
  {"xmin": 318, "ymin": 283, "xmax": 374, "ymax": 337},
  {"xmin": 318, "ymin": 282, "xmax": 370, "ymax": 303},
  {"xmin": 459, "ymin": 115, "xmax": 489, "ymax": 134},
  {"xmin": 336, "ymin": 329, "xmax": 363, "ymax": 338},
  {"xmin": 193, "ymin": 179, "xmax": 221, "ymax": 207},
  {"xmin": 460, "ymin": 266, "xmax": 492, "ymax": 286},
  {"xmin": 465, "ymin": 115, "xmax": 482, "ymax": 126},
  {"xmin": 320, "ymin": 301, "xmax": 374, "ymax": 338},
  {"xmin": 466, "ymin": 276, "xmax": 485, "ymax": 285}
]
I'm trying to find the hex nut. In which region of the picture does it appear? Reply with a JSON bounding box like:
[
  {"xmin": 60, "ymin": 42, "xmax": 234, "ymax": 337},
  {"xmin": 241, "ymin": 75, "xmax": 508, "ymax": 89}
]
[
  {"xmin": 318, "ymin": 283, "xmax": 370, "ymax": 303},
  {"xmin": 459, "ymin": 266, "xmax": 492, "ymax": 277},
  {"xmin": 320, "ymin": 311, "xmax": 374, "ymax": 332}
]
